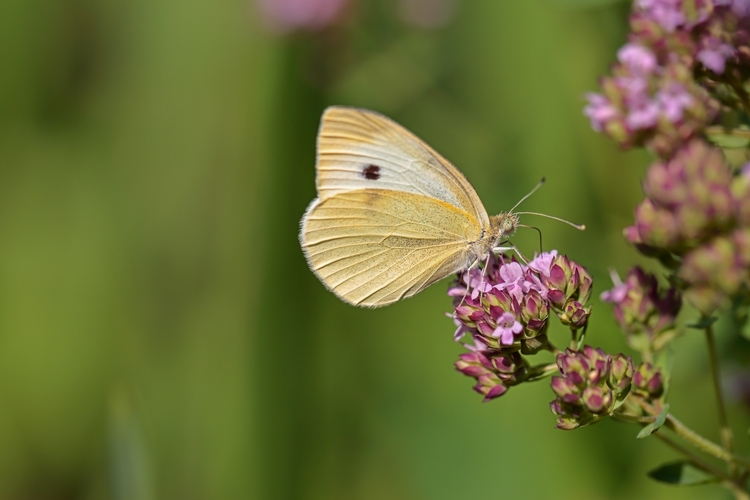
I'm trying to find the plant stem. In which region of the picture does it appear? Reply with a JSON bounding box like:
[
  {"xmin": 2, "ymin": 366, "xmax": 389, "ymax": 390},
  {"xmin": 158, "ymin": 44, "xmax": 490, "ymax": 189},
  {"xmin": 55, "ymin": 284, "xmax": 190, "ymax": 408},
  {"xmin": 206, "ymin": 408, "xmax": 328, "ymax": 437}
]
[
  {"xmin": 611, "ymin": 411, "xmax": 655, "ymax": 424},
  {"xmin": 524, "ymin": 362, "xmax": 558, "ymax": 382},
  {"xmin": 705, "ymin": 322, "xmax": 735, "ymax": 475},
  {"xmin": 665, "ymin": 413, "xmax": 750, "ymax": 469},
  {"xmin": 653, "ymin": 432, "xmax": 750, "ymax": 500},
  {"xmin": 635, "ymin": 399, "xmax": 750, "ymax": 469}
]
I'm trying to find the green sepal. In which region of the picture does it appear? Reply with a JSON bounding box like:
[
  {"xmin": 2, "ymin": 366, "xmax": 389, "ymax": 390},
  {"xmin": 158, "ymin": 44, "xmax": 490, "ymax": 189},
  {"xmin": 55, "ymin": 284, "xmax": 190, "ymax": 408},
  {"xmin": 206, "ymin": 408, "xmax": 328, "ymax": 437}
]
[
  {"xmin": 637, "ymin": 403, "xmax": 670, "ymax": 439},
  {"xmin": 647, "ymin": 460, "xmax": 719, "ymax": 486}
]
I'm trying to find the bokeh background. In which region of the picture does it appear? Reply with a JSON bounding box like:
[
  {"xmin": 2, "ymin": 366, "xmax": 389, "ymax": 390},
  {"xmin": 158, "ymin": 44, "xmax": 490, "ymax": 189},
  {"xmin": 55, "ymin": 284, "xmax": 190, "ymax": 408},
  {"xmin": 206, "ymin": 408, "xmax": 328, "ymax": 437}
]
[{"xmin": 1, "ymin": 0, "xmax": 748, "ymax": 498}]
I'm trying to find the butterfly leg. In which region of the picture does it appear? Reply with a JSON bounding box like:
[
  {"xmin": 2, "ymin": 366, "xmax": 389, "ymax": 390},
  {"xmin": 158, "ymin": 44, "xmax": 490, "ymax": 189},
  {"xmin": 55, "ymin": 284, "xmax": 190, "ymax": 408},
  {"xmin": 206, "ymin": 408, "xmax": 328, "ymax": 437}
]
[
  {"xmin": 492, "ymin": 242, "xmax": 529, "ymax": 265},
  {"xmin": 477, "ymin": 253, "xmax": 491, "ymax": 303},
  {"xmin": 456, "ymin": 257, "xmax": 483, "ymax": 308}
]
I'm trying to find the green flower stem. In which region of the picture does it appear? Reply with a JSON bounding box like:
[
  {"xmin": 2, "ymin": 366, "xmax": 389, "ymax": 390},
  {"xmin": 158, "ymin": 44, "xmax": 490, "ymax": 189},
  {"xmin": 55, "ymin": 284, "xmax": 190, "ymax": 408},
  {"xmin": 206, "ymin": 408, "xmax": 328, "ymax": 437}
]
[
  {"xmin": 545, "ymin": 339, "xmax": 562, "ymax": 356},
  {"xmin": 705, "ymin": 323, "xmax": 736, "ymax": 475},
  {"xmin": 653, "ymin": 432, "xmax": 750, "ymax": 500},
  {"xmin": 611, "ymin": 412, "xmax": 655, "ymax": 424},
  {"xmin": 665, "ymin": 413, "xmax": 750, "ymax": 469},
  {"xmin": 524, "ymin": 362, "xmax": 558, "ymax": 382},
  {"xmin": 636, "ymin": 399, "xmax": 750, "ymax": 469}
]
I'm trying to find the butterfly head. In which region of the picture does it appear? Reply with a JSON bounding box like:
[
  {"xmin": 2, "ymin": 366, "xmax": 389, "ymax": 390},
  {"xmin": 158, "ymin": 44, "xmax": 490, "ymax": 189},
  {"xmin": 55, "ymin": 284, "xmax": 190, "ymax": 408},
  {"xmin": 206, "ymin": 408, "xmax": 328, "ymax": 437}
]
[{"xmin": 490, "ymin": 212, "xmax": 520, "ymax": 240}]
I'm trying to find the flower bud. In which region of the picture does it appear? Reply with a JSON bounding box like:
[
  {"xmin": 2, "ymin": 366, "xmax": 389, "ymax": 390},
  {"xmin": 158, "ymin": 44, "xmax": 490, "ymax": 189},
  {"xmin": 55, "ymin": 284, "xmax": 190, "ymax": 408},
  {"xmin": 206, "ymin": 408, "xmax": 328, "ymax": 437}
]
[
  {"xmin": 521, "ymin": 289, "xmax": 549, "ymax": 336},
  {"xmin": 559, "ymin": 300, "xmax": 591, "ymax": 329},
  {"xmin": 679, "ymin": 232, "xmax": 748, "ymax": 314},
  {"xmin": 632, "ymin": 362, "xmax": 664, "ymax": 398},
  {"xmin": 582, "ymin": 345, "xmax": 610, "ymax": 384},
  {"xmin": 544, "ymin": 255, "xmax": 592, "ymax": 310},
  {"xmin": 549, "ymin": 346, "xmax": 623, "ymax": 428},
  {"xmin": 582, "ymin": 386, "xmax": 612, "ymax": 414},
  {"xmin": 601, "ymin": 267, "xmax": 681, "ymax": 352},
  {"xmin": 455, "ymin": 352, "xmax": 493, "ymax": 378},
  {"xmin": 609, "ymin": 354, "xmax": 634, "ymax": 394},
  {"xmin": 556, "ymin": 349, "xmax": 589, "ymax": 386},
  {"xmin": 551, "ymin": 376, "xmax": 581, "ymax": 404},
  {"xmin": 473, "ymin": 373, "xmax": 508, "ymax": 402},
  {"xmin": 550, "ymin": 400, "xmax": 582, "ymax": 430}
]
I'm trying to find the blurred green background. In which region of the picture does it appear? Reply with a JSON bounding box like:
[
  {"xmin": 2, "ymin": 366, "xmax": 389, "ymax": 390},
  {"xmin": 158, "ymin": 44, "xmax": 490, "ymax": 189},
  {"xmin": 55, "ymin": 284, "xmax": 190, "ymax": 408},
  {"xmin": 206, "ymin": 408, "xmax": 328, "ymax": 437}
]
[{"xmin": 0, "ymin": 0, "xmax": 747, "ymax": 498}]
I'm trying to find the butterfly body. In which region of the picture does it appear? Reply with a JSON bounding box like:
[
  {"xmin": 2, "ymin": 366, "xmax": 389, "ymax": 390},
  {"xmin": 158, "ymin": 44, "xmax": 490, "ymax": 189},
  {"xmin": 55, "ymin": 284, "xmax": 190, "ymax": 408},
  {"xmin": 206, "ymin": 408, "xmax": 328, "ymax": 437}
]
[{"xmin": 299, "ymin": 106, "xmax": 518, "ymax": 307}]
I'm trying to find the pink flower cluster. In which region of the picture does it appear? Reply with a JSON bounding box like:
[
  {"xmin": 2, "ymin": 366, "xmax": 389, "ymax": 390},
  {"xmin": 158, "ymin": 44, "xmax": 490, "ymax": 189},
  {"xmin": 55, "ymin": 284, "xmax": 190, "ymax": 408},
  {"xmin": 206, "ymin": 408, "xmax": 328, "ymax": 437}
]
[
  {"xmin": 451, "ymin": 252, "xmax": 593, "ymax": 401},
  {"xmin": 584, "ymin": 0, "xmax": 749, "ymax": 156}
]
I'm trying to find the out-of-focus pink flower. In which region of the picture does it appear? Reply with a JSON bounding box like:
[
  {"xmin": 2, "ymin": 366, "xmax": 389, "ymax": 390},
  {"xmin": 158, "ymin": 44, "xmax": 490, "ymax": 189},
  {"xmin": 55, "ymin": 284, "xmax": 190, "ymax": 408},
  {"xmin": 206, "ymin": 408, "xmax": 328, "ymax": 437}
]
[
  {"xmin": 716, "ymin": 0, "xmax": 750, "ymax": 17},
  {"xmin": 397, "ymin": 0, "xmax": 455, "ymax": 28},
  {"xmin": 626, "ymin": 100, "xmax": 660, "ymax": 129},
  {"xmin": 618, "ymin": 44, "xmax": 658, "ymax": 74},
  {"xmin": 697, "ymin": 37, "xmax": 735, "ymax": 74},
  {"xmin": 257, "ymin": 0, "xmax": 348, "ymax": 33},
  {"xmin": 636, "ymin": 0, "xmax": 685, "ymax": 32},
  {"xmin": 584, "ymin": 94, "xmax": 620, "ymax": 132},
  {"xmin": 655, "ymin": 82, "xmax": 693, "ymax": 122}
]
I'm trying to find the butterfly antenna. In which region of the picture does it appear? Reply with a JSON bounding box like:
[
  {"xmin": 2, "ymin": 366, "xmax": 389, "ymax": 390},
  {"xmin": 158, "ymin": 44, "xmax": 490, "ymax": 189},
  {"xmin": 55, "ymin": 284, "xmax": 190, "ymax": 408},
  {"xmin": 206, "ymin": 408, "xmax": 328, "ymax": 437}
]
[
  {"xmin": 517, "ymin": 224, "xmax": 543, "ymax": 253},
  {"xmin": 514, "ymin": 212, "xmax": 586, "ymax": 231},
  {"xmin": 509, "ymin": 177, "xmax": 546, "ymax": 213}
]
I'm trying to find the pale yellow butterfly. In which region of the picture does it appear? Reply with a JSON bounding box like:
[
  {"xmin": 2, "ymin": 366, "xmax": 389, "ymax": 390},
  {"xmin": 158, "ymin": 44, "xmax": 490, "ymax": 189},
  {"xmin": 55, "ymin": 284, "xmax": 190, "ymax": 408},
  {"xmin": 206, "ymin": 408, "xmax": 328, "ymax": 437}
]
[{"xmin": 299, "ymin": 106, "xmax": 580, "ymax": 308}]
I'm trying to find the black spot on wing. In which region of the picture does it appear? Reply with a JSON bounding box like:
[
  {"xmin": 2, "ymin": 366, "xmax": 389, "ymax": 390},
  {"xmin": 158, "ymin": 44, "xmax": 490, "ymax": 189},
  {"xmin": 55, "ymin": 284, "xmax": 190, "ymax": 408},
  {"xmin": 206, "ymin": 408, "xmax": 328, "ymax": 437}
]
[{"xmin": 362, "ymin": 164, "xmax": 381, "ymax": 180}]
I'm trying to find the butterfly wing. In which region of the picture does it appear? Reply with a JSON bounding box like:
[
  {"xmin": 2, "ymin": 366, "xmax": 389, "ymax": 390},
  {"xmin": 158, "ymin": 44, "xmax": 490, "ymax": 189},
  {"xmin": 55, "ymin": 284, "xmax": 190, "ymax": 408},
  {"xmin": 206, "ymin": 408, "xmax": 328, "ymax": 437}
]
[
  {"xmin": 314, "ymin": 106, "xmax": 490, "ymax": 227},
  {"xmin": 301, "ymin": 189, "xmax": 481, "ymax": 307},
  {"xmin": 300, "ymin": 106, "xmax": 491, "ymax": 307}
]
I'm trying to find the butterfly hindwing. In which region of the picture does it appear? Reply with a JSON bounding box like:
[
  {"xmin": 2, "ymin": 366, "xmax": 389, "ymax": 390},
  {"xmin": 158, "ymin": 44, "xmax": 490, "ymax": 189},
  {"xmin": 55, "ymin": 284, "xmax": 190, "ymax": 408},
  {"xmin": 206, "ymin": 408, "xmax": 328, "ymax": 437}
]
[{"xmin": 301, "ymin": 188, "xmax": 481, "ymax": 307}]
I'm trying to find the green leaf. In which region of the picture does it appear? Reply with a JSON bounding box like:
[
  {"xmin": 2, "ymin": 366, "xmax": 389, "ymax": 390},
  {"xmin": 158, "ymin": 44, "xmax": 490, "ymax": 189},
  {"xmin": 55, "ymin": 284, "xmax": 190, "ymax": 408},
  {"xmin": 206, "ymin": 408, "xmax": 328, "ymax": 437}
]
[
  {"xmin": 686, "ymin": 316, "xmax": 718, "ymax": 329},
  {"xmin": 647, "ymin": 461, "xmax": 719, "ymax": 486},
  {"xmin": 637, "ymin": 404, "xmax": 670, "ymax": 439}
]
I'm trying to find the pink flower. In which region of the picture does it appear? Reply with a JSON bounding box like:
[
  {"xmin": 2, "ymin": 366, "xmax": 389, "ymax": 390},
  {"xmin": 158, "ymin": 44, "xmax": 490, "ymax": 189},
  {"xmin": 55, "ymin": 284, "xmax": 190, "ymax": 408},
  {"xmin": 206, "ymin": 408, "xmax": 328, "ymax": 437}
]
[
  {"xmin": 257, "ymin": 0, "xmax": 348, "ymax": 33},
  {"xmin": 655, "ymin": 83, "xmax": 693, "ymax": 122},
  {"xmin": 584, "ymin": 93, "xmax": 619, "ymax": 132},
  {"xmin": 626, "ymin": 100, "xmax": 660, "ymax": 130},
  {"xmin": 492, "ymin": 312, "xmax": 523, "ymax": 345},
  {"xmin": 463, "ymin": 268, "xmax": 493, "ymax": 300},
  {"xmin": 697, "ymin": 38, "xmax": 735, "ymax": 74},
  {"xmin": 600, "ymin": 269, "xmax": 629, "ymax": 304},
  {"xmin": 636, "ymin": 0, "xmax": 686, "ymax": 32},
  {"xmin": 494, "ymin": 262, "xmax": 534, "ymax": 302},
  {"xmin": 618, "ymin": 44, "xmax": 657, "ymax": 75},
  {"xmin": 529, "ymin": 251, "xmax": 558, "ymax": 278},
  {"xmin": 716, "ymin": 0, "xmax": 750, "ymax": 17}
]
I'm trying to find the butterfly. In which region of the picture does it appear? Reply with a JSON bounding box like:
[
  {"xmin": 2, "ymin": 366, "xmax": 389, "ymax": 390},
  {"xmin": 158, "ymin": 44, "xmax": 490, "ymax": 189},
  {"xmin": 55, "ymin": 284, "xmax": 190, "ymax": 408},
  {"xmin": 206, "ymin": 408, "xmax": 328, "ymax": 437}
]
[{"xmin": 299, "ymin": 106, "xmax": 578, "ymax": 308}]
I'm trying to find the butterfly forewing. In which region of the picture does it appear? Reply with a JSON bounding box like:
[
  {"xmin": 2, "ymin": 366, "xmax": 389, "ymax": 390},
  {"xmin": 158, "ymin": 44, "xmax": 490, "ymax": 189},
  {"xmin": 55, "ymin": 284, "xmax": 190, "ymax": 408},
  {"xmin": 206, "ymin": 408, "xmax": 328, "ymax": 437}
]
[{"xmin": 315, "ymin": 107, "xmax": 490, "ymax": 227}]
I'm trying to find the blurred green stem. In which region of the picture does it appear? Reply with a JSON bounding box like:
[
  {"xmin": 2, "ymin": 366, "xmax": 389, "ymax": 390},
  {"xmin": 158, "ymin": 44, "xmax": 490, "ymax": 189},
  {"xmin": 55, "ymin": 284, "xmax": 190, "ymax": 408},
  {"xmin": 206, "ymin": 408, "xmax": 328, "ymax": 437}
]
[
  {"xmin": 705, "ymin": 323, "xmax": 736, "ymax": 475},
  {"xmin": 654, "ymin": 432, "xmax": 750, "ymax": 500},
  {"xmin": 636, "ymin": 399, "xmax": 750, "ymax": 469}
]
